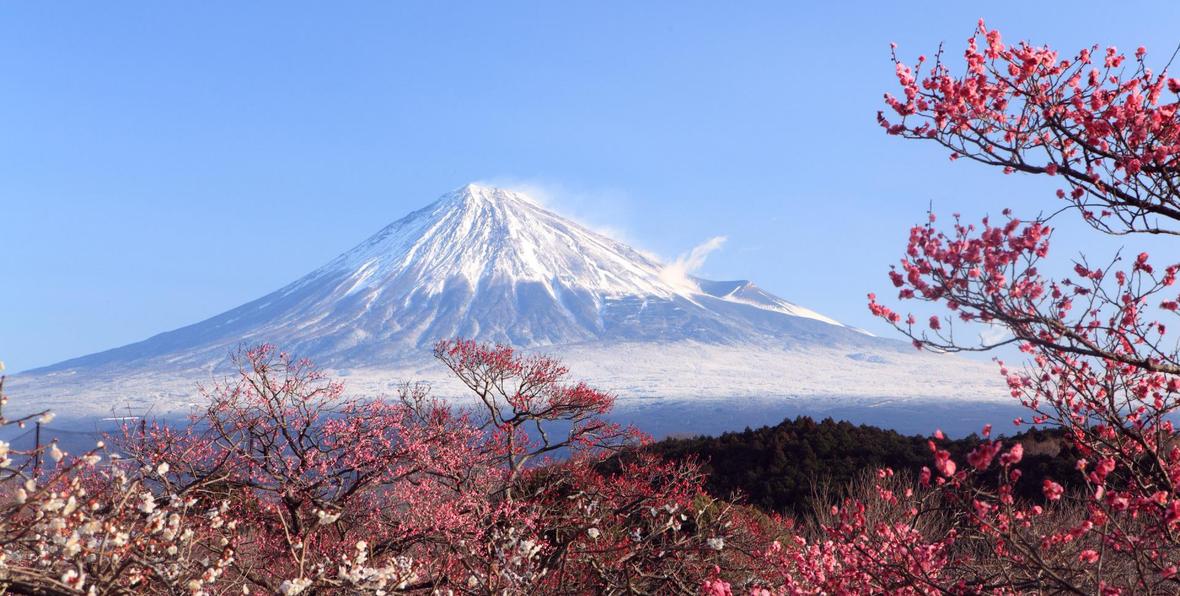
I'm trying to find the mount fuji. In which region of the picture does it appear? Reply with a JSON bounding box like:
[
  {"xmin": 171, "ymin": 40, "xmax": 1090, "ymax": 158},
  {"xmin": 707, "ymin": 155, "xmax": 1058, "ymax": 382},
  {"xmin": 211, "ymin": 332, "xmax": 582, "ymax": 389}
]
[{"xmin": 12, "ymin": 184, "xmax": 1012, "ymax": 435}]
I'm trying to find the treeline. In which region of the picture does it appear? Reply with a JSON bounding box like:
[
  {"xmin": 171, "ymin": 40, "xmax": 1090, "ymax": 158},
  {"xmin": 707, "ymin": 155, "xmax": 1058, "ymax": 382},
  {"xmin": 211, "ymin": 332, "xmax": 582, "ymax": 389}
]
[{"xmin": 639, "ymin": 416, "xmax": 1083, "ymax": 515}]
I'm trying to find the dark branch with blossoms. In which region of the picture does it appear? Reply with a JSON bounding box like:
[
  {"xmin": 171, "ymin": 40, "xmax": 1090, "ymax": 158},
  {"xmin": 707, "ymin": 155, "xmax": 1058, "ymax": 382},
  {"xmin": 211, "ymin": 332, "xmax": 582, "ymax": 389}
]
[
  {"xmin": 869, "ymin": 21, "xmax": 1180, "ymax": 593},
  {"xmin": 879, "ymin": 19, "xmax": 1180, "ymax": 236}
]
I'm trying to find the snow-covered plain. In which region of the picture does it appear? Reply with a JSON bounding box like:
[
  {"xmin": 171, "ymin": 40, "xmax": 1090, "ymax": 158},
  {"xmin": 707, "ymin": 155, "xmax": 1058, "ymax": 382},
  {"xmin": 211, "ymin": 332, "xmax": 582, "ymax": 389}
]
[{"xmin": 10, "ymin": 184, "xmax": 1013, "ymax": 434}]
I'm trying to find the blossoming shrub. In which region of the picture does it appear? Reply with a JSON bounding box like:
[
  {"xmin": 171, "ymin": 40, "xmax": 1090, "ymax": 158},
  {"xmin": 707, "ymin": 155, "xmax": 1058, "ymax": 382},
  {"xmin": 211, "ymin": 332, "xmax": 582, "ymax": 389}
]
[
  {"xmin": 866, "ymin": 20, "xmax": 1180, "ymax": 594},
  {"xmin": 0, "ymin": 375, "xmax": 236, "ymax": 593},
  {"xmin": 0, "ymin": 343, "xmax": 761, "ymax": 594}
]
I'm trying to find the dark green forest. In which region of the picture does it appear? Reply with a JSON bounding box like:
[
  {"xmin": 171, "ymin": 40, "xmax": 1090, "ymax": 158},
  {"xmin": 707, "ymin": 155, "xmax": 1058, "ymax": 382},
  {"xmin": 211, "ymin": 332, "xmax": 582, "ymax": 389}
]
[{"xmin": 638, "ymin": 417, "xmax": 1083, "ymax": 515}]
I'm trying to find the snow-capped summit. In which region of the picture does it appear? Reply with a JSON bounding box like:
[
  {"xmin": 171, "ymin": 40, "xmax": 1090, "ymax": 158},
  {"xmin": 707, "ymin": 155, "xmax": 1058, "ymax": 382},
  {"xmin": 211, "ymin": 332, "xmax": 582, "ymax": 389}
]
[
  {"xmin": 17, "ymin": 184, "xmax": 1007, "ymax": 426},
  {"xmin": 307, "ymin": 182, "xmax": 678, "ymax": 302}
]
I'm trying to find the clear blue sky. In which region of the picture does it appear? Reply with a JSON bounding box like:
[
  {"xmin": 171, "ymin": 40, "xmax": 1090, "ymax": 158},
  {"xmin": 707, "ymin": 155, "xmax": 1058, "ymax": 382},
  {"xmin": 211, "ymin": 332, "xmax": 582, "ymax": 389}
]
[{"xmin": 3, "ymin": 2, "xmax": 1179, "ymax": 372}]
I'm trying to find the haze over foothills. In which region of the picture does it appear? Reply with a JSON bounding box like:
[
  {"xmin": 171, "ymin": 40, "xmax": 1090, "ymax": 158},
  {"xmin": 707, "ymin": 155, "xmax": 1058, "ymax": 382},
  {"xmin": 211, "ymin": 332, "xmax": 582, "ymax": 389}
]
[{"xmin": 5, "ymin": 2, "xmax": 1180, "ymax": 375}]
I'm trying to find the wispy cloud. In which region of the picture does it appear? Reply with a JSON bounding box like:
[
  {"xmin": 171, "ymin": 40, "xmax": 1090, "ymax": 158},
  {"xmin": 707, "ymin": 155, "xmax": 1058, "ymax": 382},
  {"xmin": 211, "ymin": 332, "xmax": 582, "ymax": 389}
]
[
  {"xmin": 979, "ymin": 322, "xmax": 1012, "ymax": 345},
  {"xmin": 660, "ymin": 236, "xmax": 727, "ymax": 289}
]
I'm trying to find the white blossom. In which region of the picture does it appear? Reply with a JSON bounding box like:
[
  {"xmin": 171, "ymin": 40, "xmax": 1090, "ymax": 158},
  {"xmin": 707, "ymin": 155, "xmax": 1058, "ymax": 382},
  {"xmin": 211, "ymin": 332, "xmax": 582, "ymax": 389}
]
[
  {"xmin": 278, "ymin": 578, "xmax": 312, "ymax": 595},
  {"xmin": 63, "ymin": 533, "xmax": 82, "ymax": 557},
  {"xmin": 138, "ymin": 492, "xmax": 157, "ymax": 515},
  {"xmin": 60, "ymin": 568, "xmax": 85, "ymax": 589}
]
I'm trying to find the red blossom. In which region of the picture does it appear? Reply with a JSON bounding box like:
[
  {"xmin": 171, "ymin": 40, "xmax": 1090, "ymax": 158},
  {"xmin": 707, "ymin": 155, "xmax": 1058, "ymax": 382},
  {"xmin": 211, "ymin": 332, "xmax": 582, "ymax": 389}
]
[{"xmin": 1043, "ymin": 480, "xmax": 1066, "ymax": 501}]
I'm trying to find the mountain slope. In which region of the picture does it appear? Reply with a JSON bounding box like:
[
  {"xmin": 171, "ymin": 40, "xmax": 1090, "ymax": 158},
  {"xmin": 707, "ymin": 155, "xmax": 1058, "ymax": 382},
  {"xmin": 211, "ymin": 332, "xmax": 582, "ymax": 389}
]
[
  {"xmin": 16, "ymin": 184, "xmax": 1007, "ymax": 423},
  {"xmin": 35, "ymin": 184, "xmax": 883, "ymax": 374}
]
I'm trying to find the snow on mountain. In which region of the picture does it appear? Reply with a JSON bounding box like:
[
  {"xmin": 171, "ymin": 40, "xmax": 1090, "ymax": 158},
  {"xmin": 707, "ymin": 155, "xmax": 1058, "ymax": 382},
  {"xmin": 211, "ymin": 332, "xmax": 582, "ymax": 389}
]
[{"xmin": 12, "ymin": 184, "xmax": 1008, "ymax": 424}]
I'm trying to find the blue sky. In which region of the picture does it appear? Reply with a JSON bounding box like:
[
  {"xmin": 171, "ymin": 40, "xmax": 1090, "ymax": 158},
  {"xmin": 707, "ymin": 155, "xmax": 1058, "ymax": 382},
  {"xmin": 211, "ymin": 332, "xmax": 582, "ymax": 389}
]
[{"xmin": 3, "ymin": 2, "xmax": 1180, "ymax": 372}]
